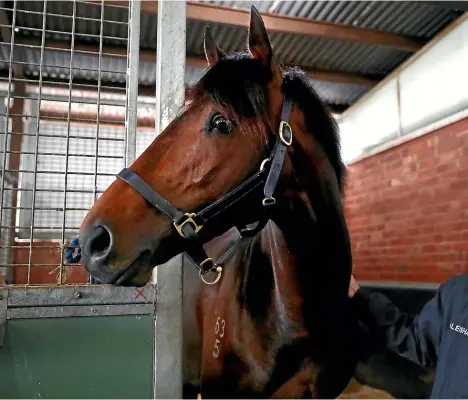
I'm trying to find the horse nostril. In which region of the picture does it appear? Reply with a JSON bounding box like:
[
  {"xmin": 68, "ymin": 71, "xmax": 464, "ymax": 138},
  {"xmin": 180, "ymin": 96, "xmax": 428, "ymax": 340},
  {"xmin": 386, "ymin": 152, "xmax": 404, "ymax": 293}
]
[{"xmin": 86, "ymin": 225, "xmax": 113, "ymax": 260}]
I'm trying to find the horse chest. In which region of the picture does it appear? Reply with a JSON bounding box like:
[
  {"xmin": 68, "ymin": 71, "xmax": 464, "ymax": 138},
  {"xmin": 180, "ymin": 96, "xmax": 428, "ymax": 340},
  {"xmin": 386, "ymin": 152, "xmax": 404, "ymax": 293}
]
[{"xmin": 200, "ymin": 300, "xmax": 312, "ymax": 395}]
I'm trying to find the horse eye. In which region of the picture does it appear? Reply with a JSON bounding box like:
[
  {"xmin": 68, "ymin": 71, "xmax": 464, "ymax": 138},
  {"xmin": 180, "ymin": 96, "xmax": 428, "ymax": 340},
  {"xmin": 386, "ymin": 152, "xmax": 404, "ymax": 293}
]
[{"xmin": 209, "ymin": 113, "xmax": 234, "ymax": 135}]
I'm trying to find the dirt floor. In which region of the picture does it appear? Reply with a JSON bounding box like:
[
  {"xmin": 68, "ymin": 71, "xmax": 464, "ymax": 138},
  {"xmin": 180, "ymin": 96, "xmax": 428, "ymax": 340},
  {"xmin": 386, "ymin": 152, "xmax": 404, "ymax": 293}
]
[
  {"xmin": 338, "ymin": 377, "xmax": 394, "ymax": 399},
  {"xmin": 194, "ymin": 377, "xmax": 394, "ymax": 399}
]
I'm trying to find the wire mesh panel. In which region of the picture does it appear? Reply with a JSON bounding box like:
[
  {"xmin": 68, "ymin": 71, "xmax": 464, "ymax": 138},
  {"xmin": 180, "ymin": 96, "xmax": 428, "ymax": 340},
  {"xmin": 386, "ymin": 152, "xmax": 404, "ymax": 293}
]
[{"xmin": 0, "ymin": 0, "xmax": 150, "ymax": 285}]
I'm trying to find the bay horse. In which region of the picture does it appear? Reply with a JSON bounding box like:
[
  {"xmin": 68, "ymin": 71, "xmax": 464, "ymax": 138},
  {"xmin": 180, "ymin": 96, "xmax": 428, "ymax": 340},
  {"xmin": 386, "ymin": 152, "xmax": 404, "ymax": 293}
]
[{"xmin": 77, "ymin": 7, "xmax": 426, "ymax": 398}]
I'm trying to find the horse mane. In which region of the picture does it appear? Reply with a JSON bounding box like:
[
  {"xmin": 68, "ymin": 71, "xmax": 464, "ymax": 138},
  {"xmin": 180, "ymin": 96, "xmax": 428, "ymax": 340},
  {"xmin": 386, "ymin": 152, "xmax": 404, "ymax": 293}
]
[
  {"xmin": 188, "ymin": 52, "xmax": 346, "ymax": 191},
  {"xmin": 282, "ymin": 67, "xmax": 346, "ymax": 192}
]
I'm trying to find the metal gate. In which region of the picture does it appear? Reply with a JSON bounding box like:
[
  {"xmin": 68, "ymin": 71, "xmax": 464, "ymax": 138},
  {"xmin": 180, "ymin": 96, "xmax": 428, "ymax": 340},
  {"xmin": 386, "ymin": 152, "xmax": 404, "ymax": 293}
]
[{"xmin": 0, "ymin": 0, "xmax": 186, "ymax": 397}]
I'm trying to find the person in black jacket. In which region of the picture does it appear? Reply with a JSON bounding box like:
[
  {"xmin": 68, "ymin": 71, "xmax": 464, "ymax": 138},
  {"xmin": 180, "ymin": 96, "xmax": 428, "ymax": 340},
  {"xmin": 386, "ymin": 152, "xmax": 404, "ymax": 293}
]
[{"xmin": 348, "ymin": 273, "xmax": 468, "ymax": 399}]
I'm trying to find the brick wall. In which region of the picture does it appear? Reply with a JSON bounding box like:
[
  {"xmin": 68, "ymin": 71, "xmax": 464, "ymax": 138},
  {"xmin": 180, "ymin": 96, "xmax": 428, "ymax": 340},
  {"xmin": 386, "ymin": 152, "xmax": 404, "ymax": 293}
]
[
  {"xmin": 344, "ymin": 117, "xmax": 468, "ymax": 283},
  {"xmin": 13, "ymin": 241, "xmax": 88, "ymax": 285}
]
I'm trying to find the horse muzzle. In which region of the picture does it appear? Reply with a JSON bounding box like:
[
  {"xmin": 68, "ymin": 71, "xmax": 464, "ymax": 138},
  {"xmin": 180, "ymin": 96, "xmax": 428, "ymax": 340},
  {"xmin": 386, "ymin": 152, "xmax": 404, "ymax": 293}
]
[{"xmin": 79, "ymin": 223, "xmax": 151, "ymax": 286}]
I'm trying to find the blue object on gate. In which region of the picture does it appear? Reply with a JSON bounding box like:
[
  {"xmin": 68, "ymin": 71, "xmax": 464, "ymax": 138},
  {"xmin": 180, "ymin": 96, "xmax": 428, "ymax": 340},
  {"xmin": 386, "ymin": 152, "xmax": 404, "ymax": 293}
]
[{"xmin": 64, "ymin": 236, "xmax": 82, "ymax": 264}]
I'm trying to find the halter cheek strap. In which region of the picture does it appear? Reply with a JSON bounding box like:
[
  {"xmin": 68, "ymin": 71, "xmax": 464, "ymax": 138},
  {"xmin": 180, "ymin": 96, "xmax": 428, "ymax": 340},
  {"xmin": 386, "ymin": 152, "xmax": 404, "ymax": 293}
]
[
  {"xmin": 116, "ymin": 94, "xmax": 294, "ymax": 284},
  {"xmin": 263, "ymin": 96, "xmax": 293, "ymax": 205}
]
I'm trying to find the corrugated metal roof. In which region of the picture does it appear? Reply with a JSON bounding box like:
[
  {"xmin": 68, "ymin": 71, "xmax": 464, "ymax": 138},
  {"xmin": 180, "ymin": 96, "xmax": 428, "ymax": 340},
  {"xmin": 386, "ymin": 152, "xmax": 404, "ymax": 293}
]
[
  {"xmin": 204, "ymin": 0, "xmax": 460, "ymax": 38},
  {"xmin": 0, "ymin": 0, "xmax": 464, "ymax": 108},
  {"xmin": 186, "ymin": 19, "xmax": 410, "ymax": 76}
]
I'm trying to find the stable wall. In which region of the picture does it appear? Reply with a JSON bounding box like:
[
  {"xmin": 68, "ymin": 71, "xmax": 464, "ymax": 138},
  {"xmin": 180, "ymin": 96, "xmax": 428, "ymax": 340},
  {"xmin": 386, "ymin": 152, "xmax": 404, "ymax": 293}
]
[{"xmin": 345, "ymin": 117, "xmax": 468, "ymax": 283}]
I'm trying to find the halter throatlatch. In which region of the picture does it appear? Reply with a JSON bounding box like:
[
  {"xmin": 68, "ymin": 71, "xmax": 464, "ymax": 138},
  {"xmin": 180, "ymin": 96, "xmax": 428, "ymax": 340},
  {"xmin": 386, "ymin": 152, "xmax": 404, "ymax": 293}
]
[{"xmin": 116, "ymin": 95, "xmax": 293, "ymax": 285}]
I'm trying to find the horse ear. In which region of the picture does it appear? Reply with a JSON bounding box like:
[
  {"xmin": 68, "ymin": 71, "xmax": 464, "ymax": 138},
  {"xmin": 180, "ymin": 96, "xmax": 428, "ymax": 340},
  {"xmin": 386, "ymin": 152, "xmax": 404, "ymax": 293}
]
[
  {"xmin": 204, "ymin": 26, "xmax": 225, "ymax": 66},
  {"xmin": 248, "ymin": 6, "xmax": 273, "ymax": 67}
]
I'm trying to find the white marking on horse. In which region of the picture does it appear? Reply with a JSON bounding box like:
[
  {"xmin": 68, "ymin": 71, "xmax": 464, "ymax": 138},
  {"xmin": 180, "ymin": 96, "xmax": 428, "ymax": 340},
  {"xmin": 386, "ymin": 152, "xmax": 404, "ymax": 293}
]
[{"xmin": 212, "ymin": 316, "xmax": 226, "ymax": 358}]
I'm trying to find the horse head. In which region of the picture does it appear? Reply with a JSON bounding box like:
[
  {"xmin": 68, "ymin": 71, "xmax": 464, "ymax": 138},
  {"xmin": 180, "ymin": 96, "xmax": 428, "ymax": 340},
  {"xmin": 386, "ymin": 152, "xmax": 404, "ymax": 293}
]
[{"xmin": 79, "ymin": 6, "xmax": 350, "ymax": 292}]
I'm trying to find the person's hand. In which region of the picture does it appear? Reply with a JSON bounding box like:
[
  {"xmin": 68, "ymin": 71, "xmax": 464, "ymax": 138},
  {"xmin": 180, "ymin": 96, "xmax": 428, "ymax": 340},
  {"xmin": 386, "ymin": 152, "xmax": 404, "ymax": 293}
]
[{"xmin": 348, "ymin": 274, "xmax": 360, "ymax": 298}]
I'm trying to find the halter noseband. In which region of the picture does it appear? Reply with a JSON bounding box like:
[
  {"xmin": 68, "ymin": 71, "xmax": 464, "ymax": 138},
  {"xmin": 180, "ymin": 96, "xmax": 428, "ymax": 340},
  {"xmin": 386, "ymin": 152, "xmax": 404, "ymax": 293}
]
[{"xmin": 116, "ymin": 94, "xmax": 293, "ymax": 284}]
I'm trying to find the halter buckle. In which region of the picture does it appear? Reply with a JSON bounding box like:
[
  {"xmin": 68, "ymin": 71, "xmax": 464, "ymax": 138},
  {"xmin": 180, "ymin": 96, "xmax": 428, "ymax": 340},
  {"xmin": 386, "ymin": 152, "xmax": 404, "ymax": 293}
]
[
  {"xmin": 279, "ymin": 121, "xmax": 293, "ymax": 146},
  {"xmin": 174, "ymin": 213, "xmax": 203, "ymax": 238}
]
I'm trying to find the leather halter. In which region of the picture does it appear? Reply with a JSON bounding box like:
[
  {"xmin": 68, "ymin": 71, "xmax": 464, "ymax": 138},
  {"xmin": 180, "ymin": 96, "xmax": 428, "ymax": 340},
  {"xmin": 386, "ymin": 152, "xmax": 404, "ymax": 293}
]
[{"xmin": 116, "ymin": 95, "xmax": 293, "ymax": 284}]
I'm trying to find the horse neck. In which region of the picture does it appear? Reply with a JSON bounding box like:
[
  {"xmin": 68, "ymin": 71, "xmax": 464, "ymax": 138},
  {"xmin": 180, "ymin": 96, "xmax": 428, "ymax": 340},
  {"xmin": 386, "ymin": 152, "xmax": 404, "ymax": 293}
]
[
  {"xmin": 232, "ymin": 207, "xmax": 336, "ymax": 342},
  {"xmin": 237, "ymin": 119, "xmax": 352, "ymax": 331}
]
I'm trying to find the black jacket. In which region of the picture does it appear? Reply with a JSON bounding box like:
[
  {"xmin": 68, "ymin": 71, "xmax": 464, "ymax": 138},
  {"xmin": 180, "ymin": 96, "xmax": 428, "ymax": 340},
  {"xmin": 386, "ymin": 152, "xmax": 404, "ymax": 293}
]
[{"xmin": 351, "ymin": 273, "xmax": 468, "ymax": 398}]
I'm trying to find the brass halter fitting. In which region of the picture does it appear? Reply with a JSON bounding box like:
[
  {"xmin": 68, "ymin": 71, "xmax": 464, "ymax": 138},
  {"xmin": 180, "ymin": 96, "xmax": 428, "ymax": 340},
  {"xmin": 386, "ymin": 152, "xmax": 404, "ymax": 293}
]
[
  {"xmin": 279, "ymin": 121, "xmax": 293, "ymax": 146},
  {"xmin": 199, "ymin": 258, "xmax": 223, "ymax": 285},
  {"xmin": 173, "ymin": 213, "xmax": 203, "ymax": 238}
]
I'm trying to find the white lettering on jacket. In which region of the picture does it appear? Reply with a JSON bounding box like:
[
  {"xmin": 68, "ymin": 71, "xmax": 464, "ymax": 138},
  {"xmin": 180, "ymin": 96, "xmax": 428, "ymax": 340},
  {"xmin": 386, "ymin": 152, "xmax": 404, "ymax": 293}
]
[{"xmin": 450, "ymin": 322, "xmax": 468, "ymax": 337}]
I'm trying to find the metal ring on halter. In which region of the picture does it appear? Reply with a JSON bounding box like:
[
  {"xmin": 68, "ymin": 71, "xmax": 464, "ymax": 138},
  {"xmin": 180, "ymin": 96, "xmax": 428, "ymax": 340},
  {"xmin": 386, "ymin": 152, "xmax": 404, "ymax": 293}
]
[
  {"xmin": 262, "ymin": 196, "xmax": 276, "ymax": 206},
  {"xmin": 199, "ymin": 265, "xmax": 223, "ymax": 285},
  {"xmin": 259, "ymin": 158, "xmax": 269, "ymax": 172}
]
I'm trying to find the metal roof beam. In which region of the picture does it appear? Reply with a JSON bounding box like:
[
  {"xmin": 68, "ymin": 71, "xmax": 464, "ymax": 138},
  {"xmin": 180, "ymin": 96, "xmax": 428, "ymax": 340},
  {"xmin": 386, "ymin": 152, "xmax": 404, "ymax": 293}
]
[
  {"xmin": 184, "ymin": 2, "xmax": 425, "ymax": 52},
  {"xmin": 16, "ymin": 37, "xmax": 379, "ymax": 87},
  {"xmin": 182, "ymin": 53, "xmax": 380, "ymax": 87},
  {"xmin": 420, "ymin": 1, "xmax": 468, "ymax": 11},
  {"xmin": 95, "ymin": 1, "xmax": 424, "ymax": 52}
]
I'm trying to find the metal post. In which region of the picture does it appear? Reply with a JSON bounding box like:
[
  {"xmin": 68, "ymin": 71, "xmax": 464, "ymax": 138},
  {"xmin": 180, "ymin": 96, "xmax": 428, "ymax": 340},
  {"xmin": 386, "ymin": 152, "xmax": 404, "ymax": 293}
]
[
  {"xmin": 0, "ymin": 288, "xmax": 7, "ymax": 348},
  {"xmin": 125, "ymin": 0, "xmax": 141, "ymax": 166},
  {"xmin": 153, "ymin": 0, "xmax": 186, "ymax": 398}
]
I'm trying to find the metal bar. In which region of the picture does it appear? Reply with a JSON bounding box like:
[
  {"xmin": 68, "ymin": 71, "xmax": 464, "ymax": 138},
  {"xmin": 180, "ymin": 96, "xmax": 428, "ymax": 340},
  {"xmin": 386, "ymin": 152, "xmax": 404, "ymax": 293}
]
[
  {"xmin": 2, "ymin": 131, "xmax": 126, "ymax": 142},
  {"xmin": 0, "ymin": 27, "xmax": 128, "ymax": 42},
  {"xmin": 7, "ymin": 285, "xmax": 155, "ymax": 306},
  {"xmin": 79, "ymin": 0, "xmax": 129, "ymax": 9},
  {"xmin": 124, "ymin": 0, "xmax": 140, "ymax": 166},
  {"xmin": 93, "ymin": 0, "xmax": 105, "ymax": 207},
  {"xmin": 0, "ymin": 58, "xmax": 127, "ymax": 75},
  {"xmin": 27, "ymin": 0, "xmax": 48, "ymax": 284},
  {"xmin": 0, "ymin": 0, "xmax": 18, "ymax": 285},
  {"xmin": 4, "ymin": 151, "xmax": 123, "ymax": 159},
  {"xmin": 2, "ymin": 170, "xmax": 117, "ymax": 177},
  {"xmin": 0, "ymin": 91, "xmax": 153, "ymax": 107},
  {"xmin": 0, "ymin": 77, "xmax": 129, "ymax": 92},
  {"xmin": 59, "ymin": 0, "xmax": 77, "ymax": 284},
  {"xmin": 0, "ymin": 288, "xmax": 6, "ymax": 348},
  {"xmin": 2, "ymin": 225, "xmax": 88, "ymax": 230},
  {"xmin": 0, "ymin": 9, "xmax": 128, "ymax": 24},
  {"xmin": 1, "ymin": 264, "xmax": 82, "ymax": 267},
  {"xmin": 2, "ymin": 207, "xmax": 90, "ymax": 211},
  {"xmin": 153, "ymin": 1, "xmax": 186, "ymax": 398},
  {"xmin": 1, "ymin": 115, "xmax": 133, "ymax": 125},
  {"xmin": 0, "ymin": 244, "xmax": 71, "ymax": 249},
  {"xmin": 88, "ymin": 0, "xmax": 105, "ymax": 284},
  {"xmin": 3, "ymin": 187, "xmax": 106, "ymax": 194},
  {"xmin": 8, "ymin": 303, "xmax": 153, "ymax": 319}
]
